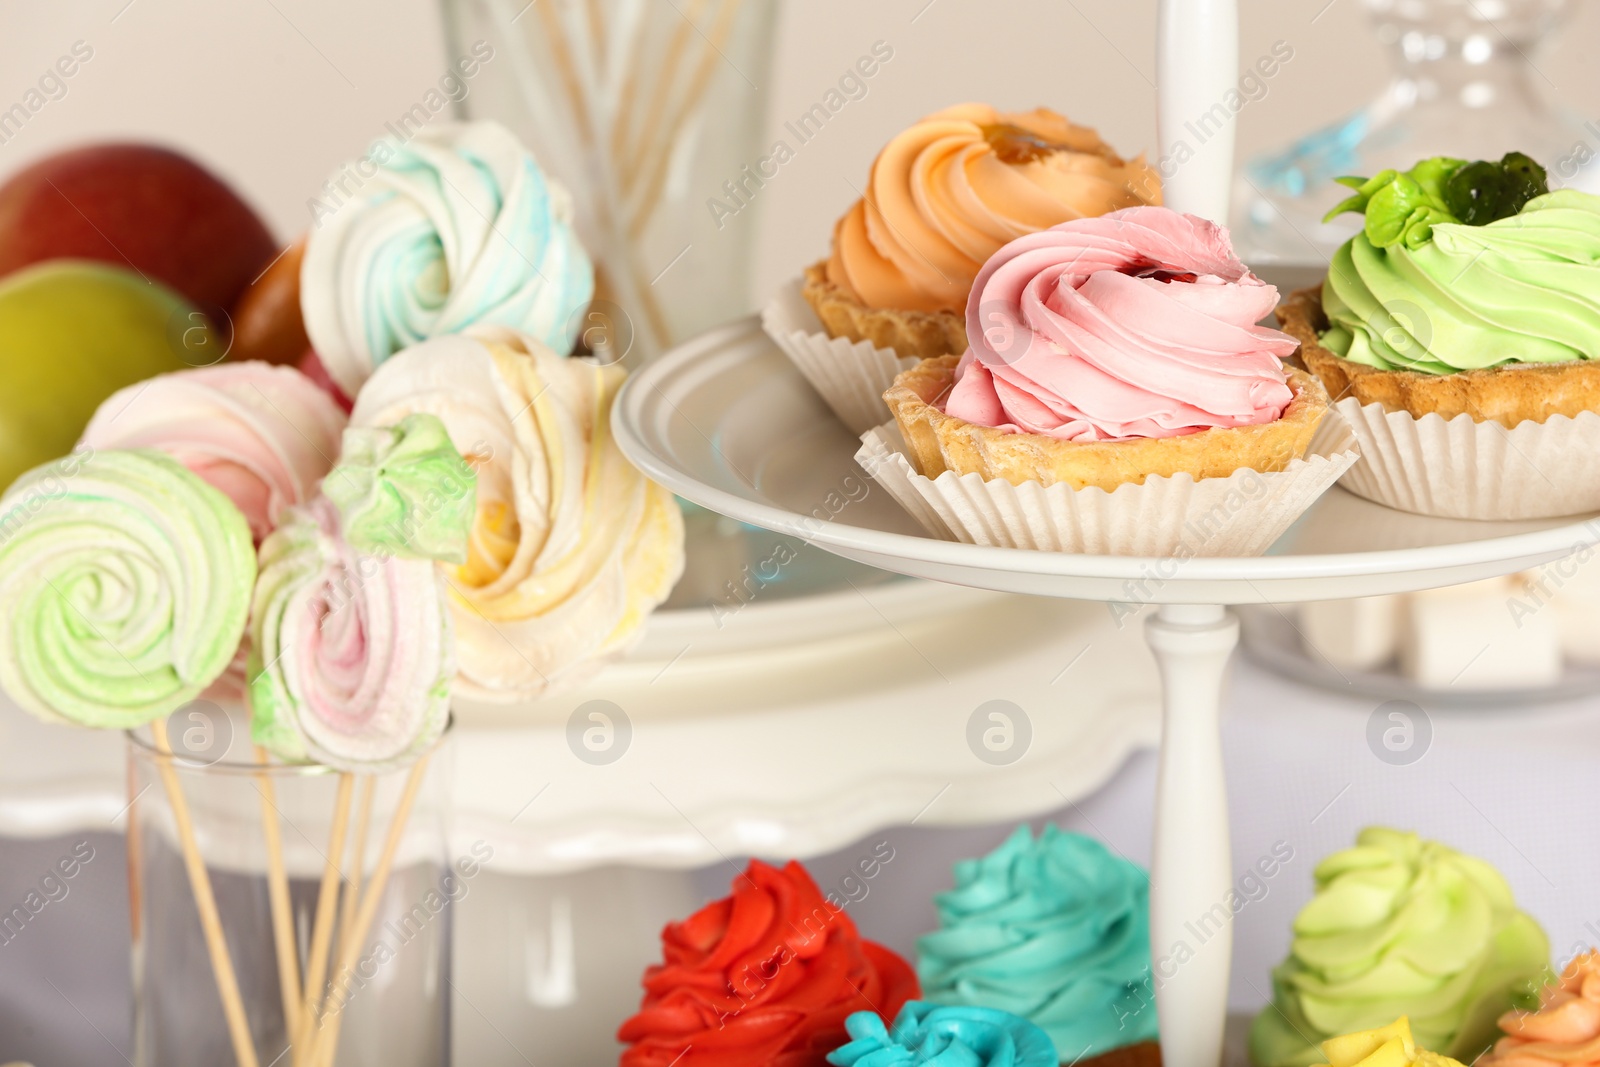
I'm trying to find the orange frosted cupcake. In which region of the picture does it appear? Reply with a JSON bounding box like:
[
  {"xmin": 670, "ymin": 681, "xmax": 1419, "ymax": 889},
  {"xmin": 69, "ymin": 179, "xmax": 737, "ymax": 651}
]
[
  {"xmin": 809, "ymin": 103, "xmax": 1161, "ymax": 358},
  {"xmin": 1478, "ymin": 952, "xmax": 1600, "ymax": 1067},
  {"xmin": 765, "ymin": 104, "xmax": 1161, "ymax": 434}
]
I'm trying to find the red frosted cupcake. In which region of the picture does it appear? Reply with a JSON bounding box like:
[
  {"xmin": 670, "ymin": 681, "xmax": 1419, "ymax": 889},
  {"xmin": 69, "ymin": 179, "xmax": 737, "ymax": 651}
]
[{"xmin": 618, "ymin": 860, "xmax": 919, "ymax": 1067}]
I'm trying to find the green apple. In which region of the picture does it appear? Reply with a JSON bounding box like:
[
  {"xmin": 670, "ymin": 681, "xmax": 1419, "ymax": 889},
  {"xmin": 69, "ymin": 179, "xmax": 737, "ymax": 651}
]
[{"xmin": 0, "ymin": 260, "xmax": 216, "ymax": 491}]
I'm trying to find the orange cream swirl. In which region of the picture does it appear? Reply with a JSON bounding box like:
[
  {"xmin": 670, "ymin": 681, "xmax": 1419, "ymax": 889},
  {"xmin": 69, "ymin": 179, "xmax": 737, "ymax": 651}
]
[
  {"xmin": 826, "ymin": 104, "xmax": 1161, "ymax": 314},
  {"xmin": 1481, "ymin": 953, "xmax": 1600, "ymax": 1067}
]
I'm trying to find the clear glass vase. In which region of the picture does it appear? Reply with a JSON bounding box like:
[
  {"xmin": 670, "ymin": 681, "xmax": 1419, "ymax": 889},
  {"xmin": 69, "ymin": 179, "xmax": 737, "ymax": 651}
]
[
  {"xmin": 1233, "ymin": 0, "xmax": 1596, "ymax": 265},
  {"xmin": 127, "ymin": 709, "xmax": 453, "ymax": 1067},
  {"xmin": 439, "ymin": 0, "xmax": 781, "ymax": 361}
]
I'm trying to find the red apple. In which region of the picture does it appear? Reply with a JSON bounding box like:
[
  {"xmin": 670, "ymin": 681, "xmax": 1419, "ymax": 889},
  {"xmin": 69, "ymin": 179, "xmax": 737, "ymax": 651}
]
[{"xmin": 0, "ymin": 143, "xmax": 277, "ymax": 311}]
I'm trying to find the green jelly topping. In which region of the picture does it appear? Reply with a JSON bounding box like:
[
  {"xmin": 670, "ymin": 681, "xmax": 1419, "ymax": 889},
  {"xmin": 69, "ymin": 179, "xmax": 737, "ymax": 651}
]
[{"xmin": 1325, "ymin": 153, "xmax": 1551, "ymax": 250}]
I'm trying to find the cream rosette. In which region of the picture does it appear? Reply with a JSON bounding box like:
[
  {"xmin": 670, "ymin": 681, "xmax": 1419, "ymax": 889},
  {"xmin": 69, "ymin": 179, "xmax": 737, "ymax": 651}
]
[
  {"xmin": 301, "ymin": 120, "xmax": 595, "ymax": 400},
  {"xmin": 349, "ymin": 328, "xmax": 685, "ymax": 703}
]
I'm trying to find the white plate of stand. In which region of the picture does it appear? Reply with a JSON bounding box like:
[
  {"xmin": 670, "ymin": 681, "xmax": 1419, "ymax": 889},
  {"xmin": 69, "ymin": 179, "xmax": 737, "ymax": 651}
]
[
  {"xmin": 612, "ymin": 5, "xmax": 1599, "ymax": 1065},
  {"xmin": 614, "ymin": 326, "xmax": 1600, "ymax": 1067}
]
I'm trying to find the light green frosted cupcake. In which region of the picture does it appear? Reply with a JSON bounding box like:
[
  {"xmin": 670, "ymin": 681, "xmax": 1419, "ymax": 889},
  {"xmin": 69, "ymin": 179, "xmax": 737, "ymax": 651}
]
[{"xmin": 1249, "ymin": 827, "xmax": 1549, "ymax": 1067}]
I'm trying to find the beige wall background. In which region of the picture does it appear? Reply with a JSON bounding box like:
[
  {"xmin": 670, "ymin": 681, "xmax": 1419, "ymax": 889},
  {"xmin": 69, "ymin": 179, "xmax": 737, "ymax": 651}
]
[{"xmin": 2, "ymin": 0, "xmax": 1598, "ymax": 303}]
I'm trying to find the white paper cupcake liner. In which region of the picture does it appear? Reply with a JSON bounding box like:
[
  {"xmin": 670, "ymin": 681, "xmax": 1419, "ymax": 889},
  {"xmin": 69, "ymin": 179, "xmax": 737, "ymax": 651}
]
[
  {"xmin": 1333, "ymin": 397, "xmax": 1600, "ymax": 520},
  {"xmin": 854, "ymin": 413, "xmax": 1360, "ymax": 557},
  {"xmin": 761, "ymin": 277, "xmax": 920, "ymax": 436}
]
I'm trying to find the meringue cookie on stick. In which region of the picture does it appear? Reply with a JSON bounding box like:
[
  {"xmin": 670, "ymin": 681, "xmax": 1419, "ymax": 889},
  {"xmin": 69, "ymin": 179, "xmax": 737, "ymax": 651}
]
[
  {"xmin": 350, "ymin": 328, "xmax": 685, "ymax": 703},
  {"xmin": 79, "ymin": 361, "xmax": 347, "ymax": 542},
  {"xmin": 301, "ymin": 120, "xmax": 595, "ymax": 399},
  {"xmin": 0, "ymin": 449, "xmax": 255, "ymax": 728},
  {"xmin": 248, "ymin": 414, "xmax": 473, "ymax": 774},
  {"xmin": 0, "ymin": 449, "xmax": 263, "ymax": 1064}
]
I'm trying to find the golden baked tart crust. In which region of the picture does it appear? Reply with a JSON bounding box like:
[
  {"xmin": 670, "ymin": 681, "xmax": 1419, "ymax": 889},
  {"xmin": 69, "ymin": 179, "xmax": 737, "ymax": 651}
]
[
  {"xmin": 802, "ymin": 261, "xmax": 968, "ymax": 360},
  {"xmin": 1279, "ymin": 286, "xmax": 1600, "ymax": 428},
  {"xmin": 882, "ymin": 354, "xmax": 1330, "ymax": 491}
]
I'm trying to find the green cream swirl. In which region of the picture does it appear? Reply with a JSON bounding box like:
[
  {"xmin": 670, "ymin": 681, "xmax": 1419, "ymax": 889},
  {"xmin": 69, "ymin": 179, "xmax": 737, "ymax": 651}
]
[
  {"xmin": 1322, "ymin": 190, "xmax": 1600, "ymax": 374},
  {"xmin": 1249, "ymin": 827, "xmax": 1550, "ymax": 1067},
  {"xmin": 320, "ymin": 413, "xmax": 476, "ymax": 564},
  {"xmin": 0, "ymin": 448, "xmax": 255, "ymax": 728}
]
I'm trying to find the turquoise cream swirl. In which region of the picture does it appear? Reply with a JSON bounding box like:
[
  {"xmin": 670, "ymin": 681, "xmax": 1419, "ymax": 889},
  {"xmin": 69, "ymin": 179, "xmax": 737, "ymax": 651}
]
[
  {"xmin": 321, "ymin": 413, "xmax": 476, "ymax": 564},
  {"xmin": 301, "ymin": 119, "xmax": 595, "ymax": 398},
  {"xmin": 0, "ymin": 449, "xmax": 255, "ymax": 728},
  {"xmin": 1249, "ymin": 827, "xmax": 1550, "ymax": 1067},
  {"xmin": 829, "ymin": 1002, "xmax": 1059, "ymax": 1067},
  {"xmin": 1322, "ymin": 189, "xmax": 1600, "ymax": 374},
  {"xmin": 917, "ymin": 825, "xmax": 1158, "ymax": 1057}
]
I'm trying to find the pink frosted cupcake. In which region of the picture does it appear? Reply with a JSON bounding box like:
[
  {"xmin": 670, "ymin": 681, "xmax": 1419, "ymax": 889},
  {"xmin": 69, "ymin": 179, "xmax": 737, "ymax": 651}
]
[{"xmin": 861, "ymin": 207, "xmax": 1358, "ymax": 557}]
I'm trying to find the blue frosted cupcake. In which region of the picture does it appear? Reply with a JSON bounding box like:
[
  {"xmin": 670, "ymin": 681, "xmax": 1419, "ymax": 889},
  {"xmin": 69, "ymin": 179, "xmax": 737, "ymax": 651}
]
[
  {"xmin": 918, "ymin": 825, "xmax": 1159, "ymax": 1066},
  {"xmin": 829, "ymin": 1001, "xmax": 1058, "ymax": 1066}
]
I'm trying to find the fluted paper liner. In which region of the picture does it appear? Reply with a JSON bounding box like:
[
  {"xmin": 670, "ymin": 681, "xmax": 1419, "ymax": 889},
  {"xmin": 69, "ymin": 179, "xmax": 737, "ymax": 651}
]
[
  {"xmin": 855, "ymin": 413, "xmax": 1360, "ymax": 557},
  {"xmin": 1333, "ymin": 397, "xmax": 1600, "ymax": 520},
  {"xmin": 762, "ymin": 277, "xmax": 920, "ymax": 436}
]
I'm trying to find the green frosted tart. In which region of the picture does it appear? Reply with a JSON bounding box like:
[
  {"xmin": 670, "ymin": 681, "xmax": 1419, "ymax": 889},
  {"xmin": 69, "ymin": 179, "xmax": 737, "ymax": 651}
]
[
  {"xmin": 1292, "ymin": 152, "xmax": 1600, "ymax": 426},
  {"xmin": 1280, "ymin": 286, "xmax": 1600, "ymax": 428}
]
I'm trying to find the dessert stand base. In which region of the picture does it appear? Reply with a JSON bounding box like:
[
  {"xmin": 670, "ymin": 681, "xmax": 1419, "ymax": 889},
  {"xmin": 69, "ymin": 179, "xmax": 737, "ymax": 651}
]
[{"xmin": 613, "ymin": 317, "xmax": 1600, "ymax": 1067}]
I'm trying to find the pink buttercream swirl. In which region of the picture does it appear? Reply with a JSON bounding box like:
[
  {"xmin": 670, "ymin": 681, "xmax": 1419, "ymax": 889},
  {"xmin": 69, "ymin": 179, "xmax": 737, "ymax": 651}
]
[{"xmin": 943, "ymin": 206, "xmax": 1298, "ymax": 442}]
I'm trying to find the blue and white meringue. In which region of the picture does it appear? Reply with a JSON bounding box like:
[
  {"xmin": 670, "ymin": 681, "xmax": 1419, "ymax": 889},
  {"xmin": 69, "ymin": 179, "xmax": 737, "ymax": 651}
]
[{"xmin": 301, "ymin": 120, "xmax": 594, "ymax": 398}]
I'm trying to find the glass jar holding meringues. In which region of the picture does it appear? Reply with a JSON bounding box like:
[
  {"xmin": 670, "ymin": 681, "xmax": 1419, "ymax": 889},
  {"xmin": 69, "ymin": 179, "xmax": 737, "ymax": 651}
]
[
  {"xmin": 1277, "ymin": 151, "xmax": 1600, "ymax": 519},
  {"xmin": 0, "ymin": 115, "xmax": 689, "ymax": 1066}
]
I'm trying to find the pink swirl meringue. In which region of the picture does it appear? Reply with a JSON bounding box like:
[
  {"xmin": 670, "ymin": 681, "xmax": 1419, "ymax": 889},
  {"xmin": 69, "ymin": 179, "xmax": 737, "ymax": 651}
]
[
  {"xmin": 248, "ymin": 496, "xmax": 453, "ymax": 774},
  {"xmin": 80, "ymin": 362, "xmax": 348, "ymax": 541},
  {"xmin": 944, "ymin": 206, "xmax": 1297, "ymax": 442}
]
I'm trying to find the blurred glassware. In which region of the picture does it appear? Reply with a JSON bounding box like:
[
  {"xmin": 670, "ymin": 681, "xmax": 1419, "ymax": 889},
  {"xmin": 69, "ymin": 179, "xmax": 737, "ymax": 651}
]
[
  {"xmin": 1233, "ymin": 0, "xmax": 1599, "ymax": 265},
  {"xmin": 439, "ymin": 0, "xmax": 780, "ymax": 362},
  {"xmin": 128, "ymin": 719, "xmax": 453, "ymax": 1067}
]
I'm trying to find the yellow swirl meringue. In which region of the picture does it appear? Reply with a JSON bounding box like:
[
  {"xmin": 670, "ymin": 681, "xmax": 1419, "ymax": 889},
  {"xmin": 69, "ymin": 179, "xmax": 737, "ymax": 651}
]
[{"xmin": 348, "ymin": 327, "xmax": 684, "ymax": 702}]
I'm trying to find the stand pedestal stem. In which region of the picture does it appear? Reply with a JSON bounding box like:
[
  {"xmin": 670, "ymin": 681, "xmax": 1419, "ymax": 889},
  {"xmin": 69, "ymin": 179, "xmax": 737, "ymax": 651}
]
[{"xmin": 1145, "ymin": 603, "xmax": 1239, "ymax": 1067}]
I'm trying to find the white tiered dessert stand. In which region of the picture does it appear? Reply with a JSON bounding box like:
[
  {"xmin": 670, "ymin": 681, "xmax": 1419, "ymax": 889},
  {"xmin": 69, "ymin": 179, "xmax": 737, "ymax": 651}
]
[{"xmin": 611, "ymin": 4, "xmax": 1600, "ymax": 1066}]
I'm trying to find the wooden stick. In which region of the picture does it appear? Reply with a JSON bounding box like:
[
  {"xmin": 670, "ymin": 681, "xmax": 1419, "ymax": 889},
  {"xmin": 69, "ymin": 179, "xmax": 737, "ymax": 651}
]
[
  {"xmin": 537, "ymin": 0, "xmax": 594, "ymax": 147},
  {"xmin": 150, "ymin": 719, "xmax": 261, "ymax": 1067},
  {"xmin": 629, "ymin": 0, "xmax": 744, "ymax": 239},
  {"xmin": 253, "ymin": 746, "xmax": 302, "ymax": 1065},
  {"xmin": 332, "ymin": 777, "xmax": 376, "ymax": 986},
  {"xmin": 622, "ymin": 0, "xmax": 706, "ymax": 193},
  {"xmin": 306, "ymin": 757, "xmax": 432, "ymax": 1067},
  {"xmin": 293, "ymin": 773, "xmax": 354, "ymax": 1056}
]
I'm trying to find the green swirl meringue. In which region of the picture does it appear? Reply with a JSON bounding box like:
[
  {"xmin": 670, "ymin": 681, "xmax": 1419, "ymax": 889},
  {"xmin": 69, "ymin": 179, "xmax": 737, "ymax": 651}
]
[
  {"xmin": 1249, "ymin": 827, "xmax": 1550, "ymax": 1067},
  {"xmin": 918, "ymin": 825, "xmax": 1157, "ymax": 1058},
  {"xmin": 0, "ymin": 448, "xmax": 255, "ymax": 728},
  {"xmin": 1321, "ymin": 189, "xmax": 1600, "ymax": 374},
  {"xmin": 321, "ymin": 413, "xmax": 476, "ymax": 564}
]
